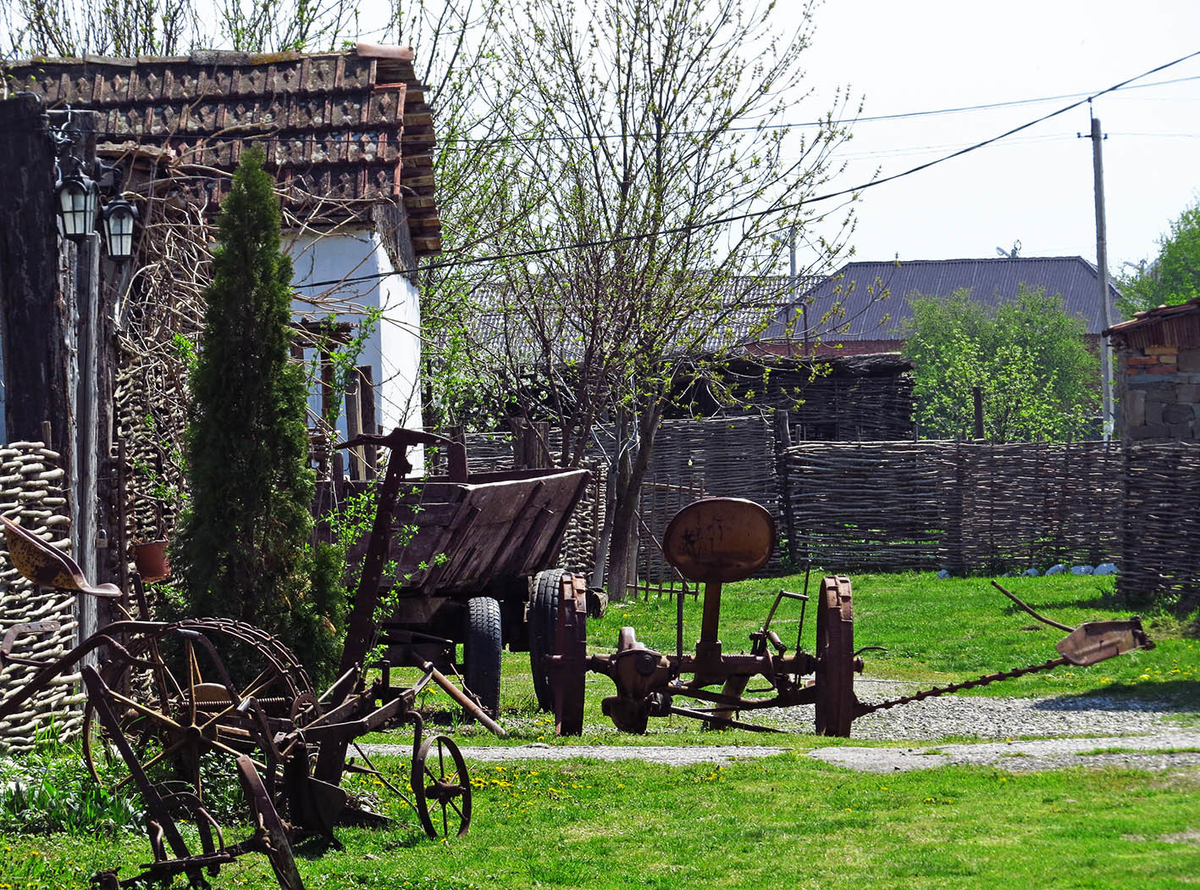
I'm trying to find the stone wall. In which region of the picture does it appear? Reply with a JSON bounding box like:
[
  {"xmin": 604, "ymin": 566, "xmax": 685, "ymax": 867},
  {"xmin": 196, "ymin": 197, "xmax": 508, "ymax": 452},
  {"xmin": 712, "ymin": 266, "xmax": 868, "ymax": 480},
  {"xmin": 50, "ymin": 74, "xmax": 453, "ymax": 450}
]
[{"xmin": 1118, "ymin": 345, "xmax": 1200, "ymax": 442}]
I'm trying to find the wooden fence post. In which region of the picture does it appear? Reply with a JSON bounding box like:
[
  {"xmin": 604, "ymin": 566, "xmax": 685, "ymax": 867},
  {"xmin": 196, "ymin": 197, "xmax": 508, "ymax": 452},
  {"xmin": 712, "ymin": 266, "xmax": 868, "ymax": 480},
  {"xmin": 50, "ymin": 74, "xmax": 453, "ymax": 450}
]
[{"xmin": 773, "ymin": 410, "xmax": 798, "ymax": 569}]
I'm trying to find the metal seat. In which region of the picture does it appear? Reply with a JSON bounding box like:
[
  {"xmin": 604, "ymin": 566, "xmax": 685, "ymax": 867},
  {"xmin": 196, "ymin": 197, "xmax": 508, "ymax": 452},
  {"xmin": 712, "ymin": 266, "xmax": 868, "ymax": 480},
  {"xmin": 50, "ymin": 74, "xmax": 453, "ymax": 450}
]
[{"xmin": 1, "ymin": 515, "xmax": 121, "ymax": 598}]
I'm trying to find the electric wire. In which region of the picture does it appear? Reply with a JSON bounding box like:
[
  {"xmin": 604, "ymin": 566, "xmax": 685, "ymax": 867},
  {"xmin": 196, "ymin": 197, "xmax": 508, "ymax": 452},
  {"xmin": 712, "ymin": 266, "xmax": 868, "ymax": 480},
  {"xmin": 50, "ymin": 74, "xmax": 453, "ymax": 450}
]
[
  {"xmin": 441, "ymin": 72, "xmax": 1200, "ymax": 146},
  {"xmin": 96, "ymin": 47, "xmax": 1171, "ymax": 291},
  {"xmin": 283, "ymin": 49, "xmax": 1200, "ymax": 289}
]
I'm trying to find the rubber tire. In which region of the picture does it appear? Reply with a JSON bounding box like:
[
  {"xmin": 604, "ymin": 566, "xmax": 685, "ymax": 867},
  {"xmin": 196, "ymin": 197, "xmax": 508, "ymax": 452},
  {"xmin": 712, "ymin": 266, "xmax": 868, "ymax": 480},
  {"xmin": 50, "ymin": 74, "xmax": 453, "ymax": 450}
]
[
  {"xmin": 464, "ymin": 596, "xmax": 502, "ymax": 717},
  {"xmin": 529, "ymin": 569, "xmax": 564, "ymax": 712}
]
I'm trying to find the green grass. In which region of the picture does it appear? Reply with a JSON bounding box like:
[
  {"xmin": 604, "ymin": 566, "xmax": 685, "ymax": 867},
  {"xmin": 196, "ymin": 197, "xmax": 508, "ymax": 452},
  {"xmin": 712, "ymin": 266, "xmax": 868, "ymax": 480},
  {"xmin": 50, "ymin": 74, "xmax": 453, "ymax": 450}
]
[
  {"xmin": 3, "ymin": 754, "xmax": 1198, "ymax": 889},
  {"xmin": 2, "ymin": 571, "xmax": 1197, "ymax": 889}
]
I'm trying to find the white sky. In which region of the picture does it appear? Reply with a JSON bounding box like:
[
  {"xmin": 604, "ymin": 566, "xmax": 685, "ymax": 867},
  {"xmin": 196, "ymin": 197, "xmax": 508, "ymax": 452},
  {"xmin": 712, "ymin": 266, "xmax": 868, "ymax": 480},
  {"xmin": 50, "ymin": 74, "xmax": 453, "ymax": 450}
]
[{"xmin": 784, "ymin": 0, "xmax": 1200, "ymax": 273}]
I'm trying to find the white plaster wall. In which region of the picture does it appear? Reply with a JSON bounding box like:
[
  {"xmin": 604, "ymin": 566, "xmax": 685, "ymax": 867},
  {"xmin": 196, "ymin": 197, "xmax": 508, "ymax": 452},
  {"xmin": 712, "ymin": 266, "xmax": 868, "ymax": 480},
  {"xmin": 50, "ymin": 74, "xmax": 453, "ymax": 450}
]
[{"xmin": 288, "ymin": 227, "xmax": 423, "ymax": 472}]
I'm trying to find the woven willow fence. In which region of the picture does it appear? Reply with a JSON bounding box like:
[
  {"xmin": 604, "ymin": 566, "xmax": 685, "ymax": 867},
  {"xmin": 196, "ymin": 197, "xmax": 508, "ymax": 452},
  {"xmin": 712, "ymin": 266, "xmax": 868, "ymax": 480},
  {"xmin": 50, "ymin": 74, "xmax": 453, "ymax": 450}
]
[
  {"xmin": 0, "ymin": 442, "xmax": 82, "ymax": 750},
  {"xmin": 453, "ymin": 417, "xmax": 781, "ymax": 586},
  {"xmin": 783, "ymin": 440, "xmax": 1123, "ymax": 574},
  {"xmin": 1119, "ymin": 442, "xmax": 1200, "ymax": 606},
  {"xmin": 416, "ymin": 428, "xmax": 1200, "ymax": 606}
]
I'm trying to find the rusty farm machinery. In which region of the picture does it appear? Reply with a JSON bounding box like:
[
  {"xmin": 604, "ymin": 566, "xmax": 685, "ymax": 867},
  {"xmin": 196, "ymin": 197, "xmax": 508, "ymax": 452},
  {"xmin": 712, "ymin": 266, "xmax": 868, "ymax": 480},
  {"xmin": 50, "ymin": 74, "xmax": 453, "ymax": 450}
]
[
  {"xmin": 544, "ymin": 497, "xmax": 1155, "ymax": 737},
  {"xmin": 0, "ymin": 428, "xmax": 562, "ymax": 889}
]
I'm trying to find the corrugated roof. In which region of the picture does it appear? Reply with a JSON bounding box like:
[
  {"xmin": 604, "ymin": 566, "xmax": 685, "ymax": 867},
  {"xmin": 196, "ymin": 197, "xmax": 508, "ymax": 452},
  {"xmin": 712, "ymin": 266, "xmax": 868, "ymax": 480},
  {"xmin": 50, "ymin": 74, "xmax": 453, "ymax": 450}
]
[
  {"xmin": 2, "ymin": 43, "xmax": 441, "ymax": 255},
  {"xmin": 758, "ymin": 256, "xmax": 1122, "ymax": 343},
  {"xmin": 1104, "ymin": 296, "xmax": 1200, "ymax": 351},
  {"xmin": 465, "ymin": 274, "xmax": 825, "ymax": 362}
]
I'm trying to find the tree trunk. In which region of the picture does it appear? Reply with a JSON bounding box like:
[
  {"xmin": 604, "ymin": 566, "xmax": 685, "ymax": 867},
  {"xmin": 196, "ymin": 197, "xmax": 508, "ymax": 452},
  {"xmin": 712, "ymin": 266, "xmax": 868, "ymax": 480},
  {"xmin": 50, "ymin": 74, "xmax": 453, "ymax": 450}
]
[{"xmin": 605, "ymin": 401, "xmax": 663, "ymax": 600}]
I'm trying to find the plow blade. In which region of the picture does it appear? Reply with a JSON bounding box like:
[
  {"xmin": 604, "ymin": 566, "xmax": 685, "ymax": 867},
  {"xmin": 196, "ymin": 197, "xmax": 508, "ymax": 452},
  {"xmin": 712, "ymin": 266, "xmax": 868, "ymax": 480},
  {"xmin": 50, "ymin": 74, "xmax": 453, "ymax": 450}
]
[{"xmin": 1055, "ymin": 619, "xmax": 1154, "ymax": 666}]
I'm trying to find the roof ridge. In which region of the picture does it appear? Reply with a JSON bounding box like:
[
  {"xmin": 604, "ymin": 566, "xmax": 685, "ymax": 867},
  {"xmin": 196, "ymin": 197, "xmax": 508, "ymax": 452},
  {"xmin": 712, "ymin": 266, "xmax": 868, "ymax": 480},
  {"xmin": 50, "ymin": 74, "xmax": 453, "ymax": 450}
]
[
  {"xmin": 839, "ymin": 255, "xmax": 1088, "ymax": 267},
  {"xmin": 4, "ymin": 45, "xmax": 409, "ymax": 69}
]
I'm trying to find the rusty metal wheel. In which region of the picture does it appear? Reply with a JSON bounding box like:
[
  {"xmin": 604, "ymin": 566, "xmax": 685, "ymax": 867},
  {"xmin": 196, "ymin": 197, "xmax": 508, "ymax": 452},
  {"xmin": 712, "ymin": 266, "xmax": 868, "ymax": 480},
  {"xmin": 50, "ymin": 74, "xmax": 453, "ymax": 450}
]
[
  {"xmin": 82, "ymin": 619, "xmax": 314, "ymax": 799},
  {"xmin": 815, "ymin": 575, "xmax": 856, "ymax": 737},
  {"xmin": 411, "ymin": 734, "xmax": 471, "ymax": 839},
  {"xmin": 551, "ymin": 583, "xmax": 587, "ymax": 736}
]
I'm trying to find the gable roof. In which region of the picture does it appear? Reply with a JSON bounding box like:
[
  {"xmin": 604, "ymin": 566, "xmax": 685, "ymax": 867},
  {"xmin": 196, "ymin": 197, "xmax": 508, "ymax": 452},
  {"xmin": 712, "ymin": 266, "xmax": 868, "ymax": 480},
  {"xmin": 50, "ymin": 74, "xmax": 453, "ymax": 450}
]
[
  {"xmin": 758, "ymin": 256, "xmax": 1122, "ymax": 344},
  {"xmin": 2, "ymin": 43, "xmax": 441, "ymax": 256},
  {"xmin": 466, "ymin": 274, "xmax": 826, "ymax": 364}
]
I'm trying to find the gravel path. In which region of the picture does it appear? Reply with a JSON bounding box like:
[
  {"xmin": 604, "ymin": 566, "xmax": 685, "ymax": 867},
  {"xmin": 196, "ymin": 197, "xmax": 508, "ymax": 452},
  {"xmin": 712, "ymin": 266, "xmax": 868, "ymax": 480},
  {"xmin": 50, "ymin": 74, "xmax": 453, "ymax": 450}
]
[
  {"xmin": 770, "ymin": 677, "xmax": 1187, "ymax": 741},
  {"xmin": 363, "ymin": 678, "xmax": 1199, "ymax": 772}
]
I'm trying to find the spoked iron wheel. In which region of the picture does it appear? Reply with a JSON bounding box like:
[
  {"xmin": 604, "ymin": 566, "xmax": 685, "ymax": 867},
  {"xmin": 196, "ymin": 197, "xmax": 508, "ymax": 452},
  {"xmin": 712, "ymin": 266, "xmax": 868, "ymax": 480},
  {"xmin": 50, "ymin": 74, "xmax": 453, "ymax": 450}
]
[
  {"xmin": 411, "ymin": 734, "xmax": 472, "ymax": 839},
  {"xmin": 82, "ymin": 619, "xmax": 315, "ymax": 800},
  {"xmin": 814, "ymin": 575, "xmax": 856, "ymax": 737}
]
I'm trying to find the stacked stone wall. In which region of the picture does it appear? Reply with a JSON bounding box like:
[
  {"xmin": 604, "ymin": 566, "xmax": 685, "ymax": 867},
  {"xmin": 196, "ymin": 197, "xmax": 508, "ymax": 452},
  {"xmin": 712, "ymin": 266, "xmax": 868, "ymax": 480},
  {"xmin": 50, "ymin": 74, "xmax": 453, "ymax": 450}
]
[{"xmin": 1119, "ymin": 345, "xmax": 1200, "ymax": 442}]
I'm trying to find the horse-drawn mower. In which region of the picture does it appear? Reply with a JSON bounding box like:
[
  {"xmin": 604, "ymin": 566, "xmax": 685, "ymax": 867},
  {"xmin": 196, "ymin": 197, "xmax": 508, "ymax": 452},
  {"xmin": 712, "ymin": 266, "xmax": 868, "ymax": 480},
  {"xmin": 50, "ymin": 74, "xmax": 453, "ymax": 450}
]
[{"xmin": 544, "ymin": 497, "xmax": 1155, "ymax": 737}]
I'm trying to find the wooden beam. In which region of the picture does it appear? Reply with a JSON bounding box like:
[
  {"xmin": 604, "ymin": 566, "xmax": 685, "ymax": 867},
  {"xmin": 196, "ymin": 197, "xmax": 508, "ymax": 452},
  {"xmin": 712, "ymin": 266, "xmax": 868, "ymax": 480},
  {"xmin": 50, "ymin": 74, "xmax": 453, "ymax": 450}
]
[{"xmin": 0, "ymin": 95, "xmax": 69, "ymax": 447}]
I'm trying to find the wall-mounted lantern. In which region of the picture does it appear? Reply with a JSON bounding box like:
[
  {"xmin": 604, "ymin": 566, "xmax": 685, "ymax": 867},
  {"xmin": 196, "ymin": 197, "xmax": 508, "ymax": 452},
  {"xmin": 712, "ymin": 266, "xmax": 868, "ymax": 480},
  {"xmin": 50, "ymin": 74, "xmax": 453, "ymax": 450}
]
[
  {"xmin": 101, "ymin": 197, "xmax": 139, "ymax": 259},
  {"xmin": 55, "ymin": 167, "xmax": 99, "ymax": 241}
]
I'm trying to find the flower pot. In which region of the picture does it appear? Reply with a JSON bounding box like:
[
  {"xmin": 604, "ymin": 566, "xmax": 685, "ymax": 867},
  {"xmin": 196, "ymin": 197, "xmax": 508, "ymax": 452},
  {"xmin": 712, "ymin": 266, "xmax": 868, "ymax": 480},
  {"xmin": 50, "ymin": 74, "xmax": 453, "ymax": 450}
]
[{"xmin": 134, "ymin": 539, "xmax": 170, "ymax": 582}]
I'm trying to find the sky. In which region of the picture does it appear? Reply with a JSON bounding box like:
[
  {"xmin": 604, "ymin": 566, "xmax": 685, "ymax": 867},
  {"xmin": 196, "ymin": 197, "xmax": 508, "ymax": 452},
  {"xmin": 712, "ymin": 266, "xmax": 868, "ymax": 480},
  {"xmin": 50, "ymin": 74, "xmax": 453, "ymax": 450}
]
[{"xmin": 780, "ymin": 0, "xmax": 1200, "ymax": 274}]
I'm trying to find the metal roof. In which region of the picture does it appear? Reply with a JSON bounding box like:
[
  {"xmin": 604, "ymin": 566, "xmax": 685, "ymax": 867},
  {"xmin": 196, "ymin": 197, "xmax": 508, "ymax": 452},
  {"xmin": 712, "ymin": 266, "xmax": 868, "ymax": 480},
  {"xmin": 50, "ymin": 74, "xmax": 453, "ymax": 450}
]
[
  {"xmin": 466, "ymin": 274, "xmax": 825, "ymax": 363},
  {"xmin": 759, "ymin": 256, "xmax": 1122, "ymax": 343}
]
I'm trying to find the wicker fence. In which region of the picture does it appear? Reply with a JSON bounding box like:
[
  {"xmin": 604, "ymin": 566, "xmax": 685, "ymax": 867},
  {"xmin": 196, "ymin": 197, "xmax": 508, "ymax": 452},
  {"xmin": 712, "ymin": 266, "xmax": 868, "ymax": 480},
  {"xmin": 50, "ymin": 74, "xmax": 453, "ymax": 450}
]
[
  {"xmin": 783, "ymin": 439, "xmax": 1124, "ymax": 575},
  {"xmin": 446, "ymin": 423, "xmax": 1197, "ymax": 607},
  {"xmin": 1119, "ymin": 442, "xmax": 1200, "ymax": 606},
  {"xmin": 0, "ymin": 442, "xmax": 83, "ymax": 750}
]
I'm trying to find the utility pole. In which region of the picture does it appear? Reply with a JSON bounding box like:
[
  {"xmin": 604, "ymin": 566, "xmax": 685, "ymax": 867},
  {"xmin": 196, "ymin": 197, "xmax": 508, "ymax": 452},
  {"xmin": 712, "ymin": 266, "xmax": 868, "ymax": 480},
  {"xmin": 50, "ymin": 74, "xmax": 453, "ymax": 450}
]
[
  {"xmin": 781, "ymin": 224, "xmax": 812, "ymax": 355},
  {"xmin": 1084, "ymin": 111, "xmax": 1115, "ymax": 440}
]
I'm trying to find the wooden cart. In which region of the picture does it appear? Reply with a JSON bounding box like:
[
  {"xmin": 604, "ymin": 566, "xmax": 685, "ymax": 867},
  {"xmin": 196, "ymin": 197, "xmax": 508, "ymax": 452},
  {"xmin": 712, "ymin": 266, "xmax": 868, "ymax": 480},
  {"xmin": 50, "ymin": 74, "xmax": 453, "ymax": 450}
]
[{"xmin": 341, "ymin": 430, "xmax": 592, "ymax": 714}]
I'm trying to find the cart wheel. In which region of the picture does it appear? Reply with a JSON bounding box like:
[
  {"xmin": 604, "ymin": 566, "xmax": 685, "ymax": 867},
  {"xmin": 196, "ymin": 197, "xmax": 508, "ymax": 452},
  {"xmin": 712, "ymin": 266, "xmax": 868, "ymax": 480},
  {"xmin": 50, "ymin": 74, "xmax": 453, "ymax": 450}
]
[
  {"xmin": 236, "ymin": 756, "xmax": 305, "ymax": 890},
  {"xmin": 81, "ymin": 619, "xmax": 314, "ymax": 799},
  {"xmin": 411, "ymin": 734, "xmax": 472, "ymax": 839},
  {"xmin": 464, "ymin": 597, "xmax": 502, "ymax": 717},
  {"xmin": 815, "ymin": 575, "xmax": 856, "ymax": 737},
  {"xmin": 528, "ymin": 569, "xmax": 564, "ymax": 711}
]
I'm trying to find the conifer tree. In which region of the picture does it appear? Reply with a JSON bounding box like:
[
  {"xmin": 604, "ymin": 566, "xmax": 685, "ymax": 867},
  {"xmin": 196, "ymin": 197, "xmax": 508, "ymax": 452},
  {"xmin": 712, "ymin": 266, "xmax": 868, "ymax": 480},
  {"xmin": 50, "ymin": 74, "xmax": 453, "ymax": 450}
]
[{"xmin": 173, "ymin": 146, "xmax": 342, "ymax": 676}]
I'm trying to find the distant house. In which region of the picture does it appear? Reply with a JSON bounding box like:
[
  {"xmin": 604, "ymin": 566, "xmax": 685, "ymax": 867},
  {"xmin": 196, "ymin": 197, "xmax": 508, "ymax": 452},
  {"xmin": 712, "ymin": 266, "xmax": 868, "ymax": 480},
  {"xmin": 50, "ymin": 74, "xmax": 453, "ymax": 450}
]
[{"xmin": 756, "ymin": 256, "xmax": 1122, "ymax": 356}]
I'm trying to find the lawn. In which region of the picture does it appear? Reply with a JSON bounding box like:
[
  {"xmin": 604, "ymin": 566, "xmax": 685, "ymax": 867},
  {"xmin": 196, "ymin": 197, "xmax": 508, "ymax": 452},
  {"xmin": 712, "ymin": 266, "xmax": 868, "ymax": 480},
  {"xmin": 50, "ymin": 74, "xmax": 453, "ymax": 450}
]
[{"xmin": 1, "ymin": 570, "xmax": 1197, "ymax": 889}]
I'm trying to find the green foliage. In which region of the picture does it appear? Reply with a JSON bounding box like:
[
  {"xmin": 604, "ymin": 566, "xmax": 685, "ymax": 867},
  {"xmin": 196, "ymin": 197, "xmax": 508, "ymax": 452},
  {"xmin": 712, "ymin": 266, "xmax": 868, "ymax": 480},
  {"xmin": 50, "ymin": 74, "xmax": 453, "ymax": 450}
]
[
  {"xmin": 172, "ymin": 146, "xmax": 343, "ymax": 683},
  {"xmin": 0, "ymin": 730, "xmax": 140, "ymax": 836},
  {"xmin": 901, "ymin": 286, "xmax": 1100, "ymax": 442},
  {"xmin": 1118, "ymin": 199, "xmax": 1200, "ymax": 316}
]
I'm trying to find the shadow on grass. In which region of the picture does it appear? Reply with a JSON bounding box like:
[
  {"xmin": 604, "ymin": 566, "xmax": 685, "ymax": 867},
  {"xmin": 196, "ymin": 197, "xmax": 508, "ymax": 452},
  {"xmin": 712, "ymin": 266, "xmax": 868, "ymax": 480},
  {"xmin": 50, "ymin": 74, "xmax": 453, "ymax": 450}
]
[
  {"xmin": 998, "ymin": 593, "xmax": 1126, "ymax": 614},
  {"xmin": 1032, "ymin": 679, "xmax": 1200, "ymax": 711}
]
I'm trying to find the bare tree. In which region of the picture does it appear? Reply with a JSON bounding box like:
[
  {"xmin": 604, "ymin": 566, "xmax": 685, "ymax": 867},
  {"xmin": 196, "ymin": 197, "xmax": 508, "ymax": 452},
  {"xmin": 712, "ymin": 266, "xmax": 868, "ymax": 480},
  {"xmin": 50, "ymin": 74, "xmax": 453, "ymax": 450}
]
[
  {"xmin": 0, "ymin": 0, "xmax": 360, "ymax": 58},
  {"xmin": 443, "ymin": 0, "xmax": 860, "ymax": 595}
]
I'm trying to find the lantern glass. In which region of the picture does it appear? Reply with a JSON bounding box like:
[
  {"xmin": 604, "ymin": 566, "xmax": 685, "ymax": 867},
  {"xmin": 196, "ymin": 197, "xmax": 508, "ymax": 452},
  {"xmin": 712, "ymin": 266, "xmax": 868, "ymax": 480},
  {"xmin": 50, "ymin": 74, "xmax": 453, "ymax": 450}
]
[
  {"xmin": 56, "ymin": 174, "xmax": 98, "ymax": 240},
  {"xmin": 102, "ymin": 199, "xmax": 138, "ymax": 259}
]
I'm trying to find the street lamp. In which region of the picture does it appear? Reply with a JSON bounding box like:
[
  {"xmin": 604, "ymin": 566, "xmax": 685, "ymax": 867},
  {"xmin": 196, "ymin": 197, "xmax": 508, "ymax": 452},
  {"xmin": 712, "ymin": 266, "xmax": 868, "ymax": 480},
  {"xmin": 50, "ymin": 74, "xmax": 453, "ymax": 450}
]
[
  {"xmin": 54, "ymin": 167, "xmax": 99, "ymax": 241},
  {"xmin": 101, "ymin": 197, "xmax": 139, "ymax": 259}
]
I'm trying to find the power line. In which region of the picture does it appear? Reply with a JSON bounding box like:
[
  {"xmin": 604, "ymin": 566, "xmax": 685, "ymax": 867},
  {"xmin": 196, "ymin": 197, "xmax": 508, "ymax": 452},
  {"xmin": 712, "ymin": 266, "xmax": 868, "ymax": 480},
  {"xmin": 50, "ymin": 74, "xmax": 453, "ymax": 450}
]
[
  {"xmin": 441, "ymin": 73, "xmax": 1200, "ymax": 147},
  {"xmin": 294, "ymin": 49, "xmax": 1200, "ymax": 291}
]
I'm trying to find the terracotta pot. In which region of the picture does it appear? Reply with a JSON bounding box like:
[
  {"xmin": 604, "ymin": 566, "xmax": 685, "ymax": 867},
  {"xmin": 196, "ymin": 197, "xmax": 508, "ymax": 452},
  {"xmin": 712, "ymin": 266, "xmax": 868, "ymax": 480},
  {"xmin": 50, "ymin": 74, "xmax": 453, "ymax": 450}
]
[{"xmin": 134, "ymin": 539, "xmax": 170, "ymax": 582}]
